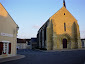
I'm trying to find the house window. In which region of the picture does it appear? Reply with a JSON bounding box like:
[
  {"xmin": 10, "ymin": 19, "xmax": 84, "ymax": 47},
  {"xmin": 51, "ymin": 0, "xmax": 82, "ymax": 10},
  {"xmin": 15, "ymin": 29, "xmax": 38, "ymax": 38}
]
[
  {"xmin": 3, "ymin": 42, "xmax": 11, "ymax": 54},
  {"xmin": 0, "ymin": 42, "xmax": 11, "ymax": 55},
  {"xmin": 3, "ymin": 42, "xmax": 9, "ymax": 54},
  {"xmin": 64, "ymin": 23, "xmax": 66, "ymax": 31}
]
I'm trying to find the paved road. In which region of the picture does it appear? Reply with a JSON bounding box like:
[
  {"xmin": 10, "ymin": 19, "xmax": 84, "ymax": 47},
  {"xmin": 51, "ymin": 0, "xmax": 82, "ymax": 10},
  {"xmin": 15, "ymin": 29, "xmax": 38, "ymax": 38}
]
[{"xmin": 1, "ymin": 49, "xmax": 85, "ymax": 64}]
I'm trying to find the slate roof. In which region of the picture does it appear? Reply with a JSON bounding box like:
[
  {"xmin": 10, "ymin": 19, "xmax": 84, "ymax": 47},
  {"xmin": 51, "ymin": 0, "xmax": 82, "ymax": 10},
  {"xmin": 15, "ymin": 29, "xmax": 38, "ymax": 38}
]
[{"xmin": 17, "ymin": 38, "xmax": 31, "ymax": 43}]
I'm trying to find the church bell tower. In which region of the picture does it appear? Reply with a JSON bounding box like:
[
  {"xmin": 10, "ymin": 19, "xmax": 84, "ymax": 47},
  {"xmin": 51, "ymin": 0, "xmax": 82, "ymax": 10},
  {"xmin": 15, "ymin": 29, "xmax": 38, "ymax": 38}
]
[{"xmin": 63, "ymin": 0, "xmax": 66, "ymax": 8}]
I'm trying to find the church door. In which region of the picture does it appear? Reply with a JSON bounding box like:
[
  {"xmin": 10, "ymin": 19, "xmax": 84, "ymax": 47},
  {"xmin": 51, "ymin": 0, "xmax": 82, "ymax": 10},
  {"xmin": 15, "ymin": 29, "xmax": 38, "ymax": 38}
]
[{"xmin": 63, "ymin": 39, "xmax": 67, "ymax": 48}]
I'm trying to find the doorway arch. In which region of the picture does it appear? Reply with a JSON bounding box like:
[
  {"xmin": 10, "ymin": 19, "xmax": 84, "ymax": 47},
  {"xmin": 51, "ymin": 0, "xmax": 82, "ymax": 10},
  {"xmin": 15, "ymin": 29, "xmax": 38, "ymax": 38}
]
[{"xmin": 63, "ymin": 39, "xmax": 67, "ymax": 48}]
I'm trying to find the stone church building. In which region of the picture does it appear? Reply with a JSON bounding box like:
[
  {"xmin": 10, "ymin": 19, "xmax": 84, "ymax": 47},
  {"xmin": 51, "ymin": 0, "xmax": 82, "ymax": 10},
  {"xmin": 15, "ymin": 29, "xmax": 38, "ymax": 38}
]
[{"xmin": 37, "ymin": 0, "xmax": 82, "ymax": 50}]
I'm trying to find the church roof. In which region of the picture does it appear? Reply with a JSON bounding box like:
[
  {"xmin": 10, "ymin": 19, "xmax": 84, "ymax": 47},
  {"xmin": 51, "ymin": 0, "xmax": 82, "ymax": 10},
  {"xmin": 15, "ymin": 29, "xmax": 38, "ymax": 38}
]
[{"xmin": 38, "ymin": 0, "xmax": 77, "ymax": 32}]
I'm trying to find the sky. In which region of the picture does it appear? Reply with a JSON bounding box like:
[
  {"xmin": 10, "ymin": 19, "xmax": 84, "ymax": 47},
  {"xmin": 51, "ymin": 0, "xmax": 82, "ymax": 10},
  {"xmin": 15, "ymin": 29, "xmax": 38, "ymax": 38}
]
[{"xmin": 0, "ymin": 0, "xmax": 85, "ymax": 39}]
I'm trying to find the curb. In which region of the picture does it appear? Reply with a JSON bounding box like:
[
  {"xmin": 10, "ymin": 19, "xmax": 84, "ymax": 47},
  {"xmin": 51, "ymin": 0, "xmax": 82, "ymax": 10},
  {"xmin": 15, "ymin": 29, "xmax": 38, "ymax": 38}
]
[
  {"xmin": 0, "ymin": 55, "xmax": 25, "ymax": 63},
  {"xmin": 43, "ymin": 48, "xmax": 85, "ymax": 52}
]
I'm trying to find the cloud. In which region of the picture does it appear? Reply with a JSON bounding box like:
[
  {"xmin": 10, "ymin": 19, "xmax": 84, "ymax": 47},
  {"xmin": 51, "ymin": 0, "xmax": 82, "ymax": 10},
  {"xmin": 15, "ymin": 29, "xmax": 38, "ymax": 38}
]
[{"xmin": 32, "ymin": 25, "xmax": 40, "ymax": 29}]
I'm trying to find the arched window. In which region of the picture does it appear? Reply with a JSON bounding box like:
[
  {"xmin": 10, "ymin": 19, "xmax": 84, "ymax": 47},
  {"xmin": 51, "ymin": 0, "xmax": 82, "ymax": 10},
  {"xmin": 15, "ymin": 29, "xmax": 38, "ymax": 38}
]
[{"xmin": 64, "ymin": 23, "xmax": 66, "ymax": 31}]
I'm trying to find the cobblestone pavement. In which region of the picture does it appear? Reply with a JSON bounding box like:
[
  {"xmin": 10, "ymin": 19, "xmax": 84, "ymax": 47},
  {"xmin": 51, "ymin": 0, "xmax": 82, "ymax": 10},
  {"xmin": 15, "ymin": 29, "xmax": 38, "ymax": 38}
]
[{"xmin": 1, "ymin": 49, "xmax": 85, "ymax": 64}]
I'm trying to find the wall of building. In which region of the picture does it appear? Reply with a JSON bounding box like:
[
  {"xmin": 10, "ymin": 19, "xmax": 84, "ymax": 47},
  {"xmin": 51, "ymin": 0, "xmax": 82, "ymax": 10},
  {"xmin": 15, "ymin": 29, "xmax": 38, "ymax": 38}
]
[
  {"xmin": 48, "ymin": 6, "xmax": 82, "ymax": 50},
  {"xmin": 81, "ymin": 40, "xmax": 85, "ymax": 48},
  {"xmin": 17, "ymin": 43, "xmax": 27, "ymax": 49},
  {"xmin": 84, "ymin": 40, "xmax": 85, "ymax": 48},
  {"xmin": 46, "ymin": 20, "xmax": 53, "ymax": 50},
  {"xmin": 0, "ymin": 3, "xmax": 17, "ymax": 58},
  {"xmin": 37, "ymin": 20, "xmax": 49, "ymax": 49}
]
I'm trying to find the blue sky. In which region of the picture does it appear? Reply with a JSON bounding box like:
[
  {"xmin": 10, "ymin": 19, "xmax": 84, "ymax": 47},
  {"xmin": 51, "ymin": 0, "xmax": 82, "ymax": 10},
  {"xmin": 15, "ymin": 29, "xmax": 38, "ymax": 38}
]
[{"xmin": 0, "ymin": 0, "xmax": 85, "ymax": 39}]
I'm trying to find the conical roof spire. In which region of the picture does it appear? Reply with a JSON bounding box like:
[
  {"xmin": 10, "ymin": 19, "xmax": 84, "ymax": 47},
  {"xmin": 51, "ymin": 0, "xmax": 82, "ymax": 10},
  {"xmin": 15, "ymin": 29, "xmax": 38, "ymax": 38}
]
[{"xmin": 63, "ymin": 0, "xmax": 66, "ymax": 8}]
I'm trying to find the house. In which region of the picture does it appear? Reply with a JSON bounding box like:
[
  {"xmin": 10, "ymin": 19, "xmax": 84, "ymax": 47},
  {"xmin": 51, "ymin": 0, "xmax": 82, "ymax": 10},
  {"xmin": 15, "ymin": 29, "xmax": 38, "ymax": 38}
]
[
  {"xmin": 29, "ymin": 38, "xmax": 37, "ymax": 49},
  {"xmin": 0, "ymin": 3, "xmax": 19, "ymax": 58},
  {"xmin": 17, "ymin": 38, "xmax": 31, "ymax": 49},
  {"xmin": 81, "ymin": 39, "xmax": 85, "ymax": 48},
  {"xmin": 37, "ymin": 0, "xmax": 82, "ymax": 50}
]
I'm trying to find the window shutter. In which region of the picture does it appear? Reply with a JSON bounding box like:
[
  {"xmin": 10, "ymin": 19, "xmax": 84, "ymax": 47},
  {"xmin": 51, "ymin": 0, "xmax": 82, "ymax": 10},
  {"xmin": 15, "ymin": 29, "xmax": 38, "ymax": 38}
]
[
  {"xmin": 9, "ymin": 43, "xmax": 11, "ymax": 54},
  {"xmin": 0, "ymin": 42, "xmax": 3, "ymax": 55}
]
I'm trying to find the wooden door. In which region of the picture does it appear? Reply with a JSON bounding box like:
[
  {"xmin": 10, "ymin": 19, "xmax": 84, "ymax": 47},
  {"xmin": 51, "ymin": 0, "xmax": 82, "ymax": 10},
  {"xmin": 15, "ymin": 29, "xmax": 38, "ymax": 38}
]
[{"xmin": 63, "ymin": 39, "xmax": 67, "ymax": 48}]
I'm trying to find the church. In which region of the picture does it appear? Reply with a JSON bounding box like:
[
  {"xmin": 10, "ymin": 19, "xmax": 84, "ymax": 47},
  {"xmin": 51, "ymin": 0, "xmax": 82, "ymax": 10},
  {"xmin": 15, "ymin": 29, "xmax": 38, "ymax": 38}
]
[{"xmin": 37, "ymin": 0, "xmax": 82, "ymax": 50}]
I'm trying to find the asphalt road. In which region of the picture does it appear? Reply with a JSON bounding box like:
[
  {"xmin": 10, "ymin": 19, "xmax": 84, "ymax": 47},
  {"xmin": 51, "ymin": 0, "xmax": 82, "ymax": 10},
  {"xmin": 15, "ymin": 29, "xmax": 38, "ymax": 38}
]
[{"xmin": 1, "ymin": 49, "xmax": 85, "ymax": 64}]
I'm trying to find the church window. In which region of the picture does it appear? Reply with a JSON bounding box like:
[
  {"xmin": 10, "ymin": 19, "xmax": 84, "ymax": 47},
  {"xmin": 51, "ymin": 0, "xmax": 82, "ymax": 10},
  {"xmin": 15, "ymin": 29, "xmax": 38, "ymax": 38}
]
[{"xmin": 64, "ymin": 23, "xmax": 66, "ymax": 31}]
